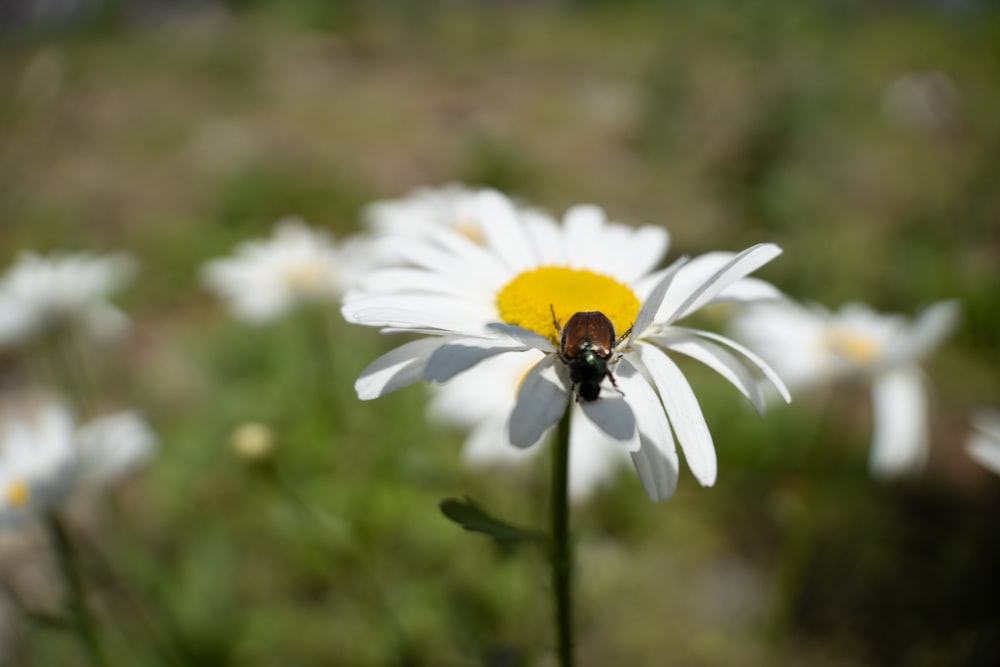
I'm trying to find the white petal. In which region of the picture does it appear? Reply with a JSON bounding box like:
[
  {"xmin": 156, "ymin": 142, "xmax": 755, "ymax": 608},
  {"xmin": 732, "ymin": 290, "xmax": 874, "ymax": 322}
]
[
  {"xmin": 970, "ymin": 410, "xmax": 1000, "ymax": 440},
  {"xmin": 967, "ymin": 419, "xmax": 1000, "ymax": 475},
  {"xmin": 636, "ymin": 343, "xmax": 717, "ymax": 487},
  {"xmin": 522, "ymin": 210, "xmax": 565, "ymax": 265},
  {"xmin": 462, "ymin": 415, "xmax": 536, "ymax": 466},
  {"xmin": 355, "ymin": 338, "xmax": 449, "ymax": 399},
  {"xmin": 718, "ymin": 278, "xmax": 782, "ymax": 304},
  {"xmin": 350, "ymin": 267, "xmax": 479, "ymax": 298},
  {"xmin": 680, "ymin": 327, "xmax": 792, "ymax": 404},
  {"xmin": 888, "ymin": 299, "xmax": 960, "ymax": 366},
  {"xmin": 579, "ymin": 394, "xmax": 638, "ymax": 449},
  {"xmin": 614, "ymin": 226, "xmax": 670, "ymax": 282},
  {"xmin": 423, "ymin": 339, "xmax": 526, "ymax": 383},
  {"xmin": 486, "ymin": 322, "xmax": 556, "ymax": 353},
  {"xmin": 476, "ymin": 190, "xmax": 538, "ymax": 271},
  {"xmin": 665, "ymin": 244, "xmax": 783, "ymax": 324},
  {"xmin": 615, "ymin": 359, "xmax": 679, "ymax": 501},
  {"xmin": 628, "ymin": 257, "xmax": 689, "ymax": 344},
  {"xmin": 76, "ymin": 411, "xmax": 156, "ymax": 486},
  {"xmin": 508, "ymin": 356, "xmax": 569, "ymax": 449},
  {"xmin": 630, "ymin": 436, "xmax": 680, "ymax": 503},
  {"xmin": 563, "ymin": 205, "xmax": 608, "ymax": 271},
  {"xmin": 342, "ymin": 294, "xmax": 495, "ymax": 333},
  {"xmin": 566, "ymin": 413, "xmax": 629, "ymax": 501},
  {"xmin": 655, "ymin": 331, "xmax": 766, "ymax": 415},
  {"xmin": 869, "ymin": 366, "xmax": 928, "ymax": 478},
  {"xmin": 0, "ymin": 293, "xmax": 33, "ymax": 345}
]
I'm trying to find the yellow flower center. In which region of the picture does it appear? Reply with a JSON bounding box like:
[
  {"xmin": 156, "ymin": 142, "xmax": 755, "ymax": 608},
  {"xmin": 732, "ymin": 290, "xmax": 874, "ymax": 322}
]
[
  {"xmin": 496, "ymin": 267, "xmax": 640, "ymax": 346},
  {"xmin": 824, "ymin": 328, "xmax": 882, "ymax": 366},
  {"xmin": 282, "ymin": 262, "xmax": 327, "ymax": 294},
  {"xmin": 5, "ymin": 481, "xmax": 30, "ymax": 508}
]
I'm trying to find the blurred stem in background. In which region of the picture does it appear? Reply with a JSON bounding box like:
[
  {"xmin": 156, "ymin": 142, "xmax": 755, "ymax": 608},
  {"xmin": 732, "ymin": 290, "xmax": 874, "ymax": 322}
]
[
  {"xmin": 248, "ymin": 455, "xmax": 417, "ymax": 664},
  {"xmin": 767, "ymin": 386, "xmax": 845, "ymax": 643},
  {"xmin": 46, "ymin": 512, "xmax": 110, "ymax": 667},
  {"xmin": 551, "ymin": 403, "xmax": 574, "ymax": 667},
  {"xmin": 38, "ymin": 328, "xmax": 98, "ymax": 418},
  {"xmin": 285, "ymin": 308, "xmax": 341, "ymax": 420}
]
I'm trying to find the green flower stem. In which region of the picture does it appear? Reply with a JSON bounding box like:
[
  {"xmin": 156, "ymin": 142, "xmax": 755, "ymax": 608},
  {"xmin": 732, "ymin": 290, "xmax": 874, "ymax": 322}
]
[
  {"xmin": 46, "ymin": 513, "xmax": 110, "ymax": 667},
  {"xmin": 551, "ymin": 402, "xmax": 574, "ymax": 667}
]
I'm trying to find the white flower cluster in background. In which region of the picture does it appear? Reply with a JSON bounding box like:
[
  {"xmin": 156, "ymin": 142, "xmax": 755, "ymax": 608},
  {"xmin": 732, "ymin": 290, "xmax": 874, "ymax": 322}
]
[
  {"xmin": 201, "ymin": 217, "xmax": 368, "ymax": 324},
  {"xmin": 0, "ymin": 251, "xmax": 135, "ymax": 347},
  {"xmin": 0, "ymin": 397, "xmax": 156, "ymax": 528},
  {"xmin": 730, "ymin": 299, "xmax": 960, "ymax": 478}
]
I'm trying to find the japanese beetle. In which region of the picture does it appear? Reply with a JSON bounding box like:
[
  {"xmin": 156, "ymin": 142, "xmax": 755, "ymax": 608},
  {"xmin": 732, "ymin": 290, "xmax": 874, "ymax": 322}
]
[{"xmin": 551, "ymin": 307, "xmax": 632, "ymax": 402}]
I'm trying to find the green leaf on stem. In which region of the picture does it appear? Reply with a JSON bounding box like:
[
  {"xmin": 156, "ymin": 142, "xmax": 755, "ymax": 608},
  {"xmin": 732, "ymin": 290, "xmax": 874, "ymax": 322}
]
[{"xmin": 439, "ymin": 497, "xmax": 549, "ymax": 551}]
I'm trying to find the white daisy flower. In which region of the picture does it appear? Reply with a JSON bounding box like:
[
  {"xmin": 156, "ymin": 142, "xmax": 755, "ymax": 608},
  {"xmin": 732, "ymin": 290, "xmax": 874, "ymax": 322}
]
[
  {"xmin": 730, "ymin": 299, "xmax": 960, "ymax": 478},
  {"xmin": 201, "ymin": 217, "xmax": 361, "ymax": 323},
  {"xmin": 0, "ymin": 399, "xmax": 157, "ymax": 528},
  {"xmin": 362, "ymin": 184, "xmax": 554, "ymax": 265},
  {"xmin": 0, "ymin": 251, "xmax": 135, "ymax": 346},
  {"xmin": 0, "ymin": 401, "xmax": 78, "ymax": 527},
  {"xmin": 428, "ymin": 349, "xmax": 630, "ymax": 502},
  {"xmin": 343, "ymin": 190, "xmax": 789, "ymax": 502},
  {"xmin": 75, "ymin": 411, "xmax": 157, "ymax": 488},
  {"xmin": 966, "ymin": 410, "xmax": 1000, "ymax": 476},
  {"xmin": 364, "ymin": 184, "xmax": 486, "ymax": 240}
]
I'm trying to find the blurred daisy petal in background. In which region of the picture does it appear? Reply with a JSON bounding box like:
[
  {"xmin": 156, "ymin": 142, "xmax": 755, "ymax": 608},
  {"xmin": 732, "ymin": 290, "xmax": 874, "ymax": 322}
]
[
  {"xmin": 75, "ymin": 411, "xmax": 157, "ymax": 488},
  {"xmin": 966, "ymin": 410, "xmax": 1000, "ymax": 476}
]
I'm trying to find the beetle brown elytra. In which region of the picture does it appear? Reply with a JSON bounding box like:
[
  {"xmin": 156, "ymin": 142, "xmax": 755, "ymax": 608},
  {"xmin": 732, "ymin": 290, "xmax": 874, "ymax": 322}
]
[{"xmin": 551, "ymin": 307, "xmax": 632, "ymax": 402}]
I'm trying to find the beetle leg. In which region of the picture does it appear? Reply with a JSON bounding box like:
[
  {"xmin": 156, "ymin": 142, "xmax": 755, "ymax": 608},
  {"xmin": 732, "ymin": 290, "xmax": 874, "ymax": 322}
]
[
  {"xmin": 615, "ymin": 322, "xmax": 634, "ymax": 348},
  {"xmin": 607, "ymin": 369, "xmax": 626, "ymax": 397},
  {"xmin": 549, "ymin": 304, "xmax": 562, "ymax": 333}
]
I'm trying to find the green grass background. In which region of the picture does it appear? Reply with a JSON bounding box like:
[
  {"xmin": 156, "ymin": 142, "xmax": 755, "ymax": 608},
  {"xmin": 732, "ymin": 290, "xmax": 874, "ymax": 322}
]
[{"xmin": 1, "ymin": 1, "xmax": 999, "ymax": 665}]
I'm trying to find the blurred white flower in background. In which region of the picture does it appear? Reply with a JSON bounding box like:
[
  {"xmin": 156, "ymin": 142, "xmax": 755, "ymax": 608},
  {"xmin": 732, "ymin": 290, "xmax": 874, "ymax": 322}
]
[
  {"xmin": 0, "ymin": 251, "xmax": 136, "ymax": 347},
  {"xmin": 730, "ymin": 299, "xmax": 960, "ymax": 478},
  {"xmin": 364, "ymin": 184, "xmax": 484, "ymax": 239},
  {"xmin": 966, "ymin": 410, "xmax": 1000, "ymax": 476},
  {"xmin": 0, "ymin": 402, "xmax": 77, "ymax": 528},
  {"xmin": 881, "ymin": 69, "xmax": 962, "ymax": 133},
  {"xmin": 0, "ymin": 398, "xmax": 157, "ymax": 528},
  {"xmin": 344, "ymin": 189, "xmax": 789, "ymax": 502},
  {"xmin": 362, "ymin": 184, "xmax": 555, "ymax": 264},
  {"xmin": 75, "ymin": 411, "xmax": 157, "ymax": 488},
  {"xmin": 201, "ymin": 217, "xmax": 364, "ymax": 323}
]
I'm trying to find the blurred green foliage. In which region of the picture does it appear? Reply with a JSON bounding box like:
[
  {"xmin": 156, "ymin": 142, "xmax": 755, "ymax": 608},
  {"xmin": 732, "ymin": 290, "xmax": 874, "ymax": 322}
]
[{"xmin": 1, "ymin": 1, "xmax": 999, "ymax": 665}]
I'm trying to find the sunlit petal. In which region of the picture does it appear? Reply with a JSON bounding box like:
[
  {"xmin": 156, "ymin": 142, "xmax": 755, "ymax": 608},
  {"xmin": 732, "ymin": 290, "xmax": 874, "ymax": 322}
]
[{"xmin": 637, "ymin": 343, "xmax": 717, "ymax": 487}]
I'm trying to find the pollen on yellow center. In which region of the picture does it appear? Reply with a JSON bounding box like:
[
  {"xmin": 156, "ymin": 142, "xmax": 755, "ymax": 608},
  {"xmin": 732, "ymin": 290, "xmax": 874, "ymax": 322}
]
[
  {"xmin": 5, "ymin": 480, "xmax": 30, "ymax": 508},
  {"xmin": 824, "ymin": 329, "xmax": 881, "ymax": 366},
  {"xmin": 496, "ymin": 266, "xmax": 641, "ymax": 346}
]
